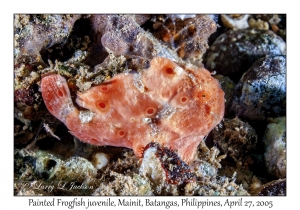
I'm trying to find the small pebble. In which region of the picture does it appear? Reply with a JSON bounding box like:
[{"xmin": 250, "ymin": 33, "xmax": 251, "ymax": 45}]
[{"xmin": 92, "ymin": 152, "xmax": 109, "ymax": 170}]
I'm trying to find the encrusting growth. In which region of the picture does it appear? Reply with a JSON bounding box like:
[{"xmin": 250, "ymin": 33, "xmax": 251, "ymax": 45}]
[{"xmin": 41, "ymin": 57, "xmax": 224, "ymax": 162}]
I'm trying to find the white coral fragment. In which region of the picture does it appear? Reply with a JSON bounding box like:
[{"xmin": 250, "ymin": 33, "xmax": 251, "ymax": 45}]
[
  {"xmin": 221, "ymin": 14, "xmax": 249, "ymax": 29},
  {"xmin": 79, "ymin": 110, "xmax": 95, "ymax": 123}
]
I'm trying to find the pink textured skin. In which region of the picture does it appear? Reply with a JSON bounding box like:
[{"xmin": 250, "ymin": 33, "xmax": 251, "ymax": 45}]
[{"xmin": 41, "ymin": 57, "xmax": 224, "ymax": 162}]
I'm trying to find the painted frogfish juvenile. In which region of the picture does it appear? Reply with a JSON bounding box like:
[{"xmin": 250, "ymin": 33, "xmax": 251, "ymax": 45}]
[{"xmin": 41, "ymin": 57, "xmax": 224, "ymax": 162}]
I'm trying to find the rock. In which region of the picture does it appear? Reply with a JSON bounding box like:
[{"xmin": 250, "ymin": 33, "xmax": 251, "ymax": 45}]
[
  {"xmin": 150, "ymin": 14, "xmax": 217, "ymax": 65},
  {"xmin": 263, "ymin": 117, "xmax": 286, "ymax": 178},
  {"xmin": 213, "ymin": 74, "xmax": 236, "ymax": 114},
  {"xmin": 231, "ymin": 55, "xmax": 286, "ymax": 121},
  {"xmin": 256, "ymin": 178, "xmax": 286, "ymax": 196},
  {"xmin": 204, "ymin": 29, "xmax": 286, "ymax": 82},
  {"xmin": 14, "ymin": 14, "xmax": 81, "ymax": 65},
  {"xmin": 211, "ymin": 117, "xmax": 257, "ymax": 165}
]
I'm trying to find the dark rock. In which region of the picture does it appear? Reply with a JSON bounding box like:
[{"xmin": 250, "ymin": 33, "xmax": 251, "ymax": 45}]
[
  {"xmin": 257, "ymin": 179, "xmax": 286, "ymax": 196},
  {"xmin": 204, "ymin": 29, "xmax": 286, "ymax": 82},
  {"xmin": 212, "ymin": 117, "xmax": 257, "ymax": 165},
  {"xmin": 231, "ymin": 55, "xmax": 286, "ymax": 121}
]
